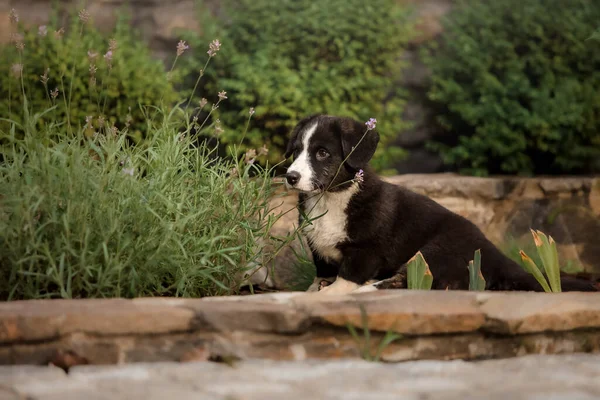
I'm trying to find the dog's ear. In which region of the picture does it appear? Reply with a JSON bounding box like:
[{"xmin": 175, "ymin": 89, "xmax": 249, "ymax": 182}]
[
  {"xmin": 338, "ymin": 118, "xmax": 380, "ymax": 170},
  {"xmin": 284, "ymin": 115, "xmax": 319, "ymax": 159}
]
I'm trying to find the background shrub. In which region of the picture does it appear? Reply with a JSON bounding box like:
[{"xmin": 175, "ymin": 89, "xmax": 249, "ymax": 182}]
[
  {"xmin": 424, "ymin": 0, "xmax": 600, "ymax": 176},
  {"xmin": 0, "ymin": 10, "xmax": 181, "ymax": 143},
  {"xmin": 182, "ymin": 0, "xmax": 414, "ymax": 173}
]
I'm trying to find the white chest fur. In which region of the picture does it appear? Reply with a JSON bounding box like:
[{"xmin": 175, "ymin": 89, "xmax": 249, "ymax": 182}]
[{"xmin": 301, "ymin": 184, "xmax": 359, "ymax": 263}]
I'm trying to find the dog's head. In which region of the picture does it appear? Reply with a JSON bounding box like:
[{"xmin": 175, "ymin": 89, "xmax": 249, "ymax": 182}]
[{"xmin": 284, "ymin": 115, "xmax": 380, "ymax": 192}]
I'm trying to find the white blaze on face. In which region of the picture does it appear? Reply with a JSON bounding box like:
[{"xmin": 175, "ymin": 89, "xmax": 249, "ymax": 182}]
[{"xmin": 287, "ymin": 122, "xmax": 317, "ymax": 192}]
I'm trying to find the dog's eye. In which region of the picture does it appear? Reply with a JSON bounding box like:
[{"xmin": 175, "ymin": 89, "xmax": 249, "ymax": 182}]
[{"xmin": 316, "ymin": 148, "xmax": 330, "ymax": 160}]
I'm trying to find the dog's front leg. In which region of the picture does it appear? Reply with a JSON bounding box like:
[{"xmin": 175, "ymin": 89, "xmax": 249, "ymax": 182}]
[
  {"xmin": 306, "ymin": 250, "xmax": 338, "ymax": 292},
  {"xmin": 317, "ymin": 249, "xmax": 374, "ymax": 295}
]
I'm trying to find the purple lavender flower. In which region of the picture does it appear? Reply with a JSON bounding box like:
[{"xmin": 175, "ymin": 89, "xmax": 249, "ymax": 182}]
[
  {"xmin": 9, "ymin": 8, "xmax": 18, "ymax": 24},
  {"xmin": 87, "ymin": 50, "xmax": 98, "ymax": 60},
  {"xmin": 245, "ymin": 149, "xmax": 257, "ymax": 165},
  {"xmin": 78, "ymin": 9, "xmax": 90, "ymax": 23},
  {"xmin": 11, "ymin": 63, "xmax": 23, "ymax": 78},
  {"xmin": 40, "ymin": 68, "xmax": 49, "ymax": 85},
  {"xmin": 354, "ymin": 169, "xmax": 364, "ymax": 183},
  {"xmin": 207, "ymin": 39, "xmax": 221, "ymax": 57},
  {"xmin": 365, "ymin": 118, "xmax": 377, "ymax": 130},
  {"xmin": 258, "ymin": 144, "xmax": 269, "ymax": 157},
  {"xmin": 54, "ymin": 28, "xmax": 65, "ymax": 40},
  {"xmin": 10, "ymin": 33, "xmax": 24, "ymax": 50},
  {"xmin": 218, "ymin": 90, "xmax": 227, "ymax": 100},
  {"xmin": 214, "ymin": 119, "xmax": 224, "ymax": 136},
  {"xmin": 199, "ymin": 98, "xmax": 208, "ymax": 108},
  {"xmin": 104, "ymin": 50, "xmax": 113, "ymax": 69},
  {"xmin": 176, "ymin": 40, "xmax": 189, "ymax": 56}
]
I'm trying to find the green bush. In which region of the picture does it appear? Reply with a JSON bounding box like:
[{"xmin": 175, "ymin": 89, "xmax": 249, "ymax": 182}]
[
  {"xmin": 0, "ymin": 113, "xmax": 284, "ymax": 300},
  {"xmin": 0, "ymin": 9, "xmax": 181, "ymax": 142},
  {"xmin": 182, "ymin": 0, "xmax": 414, "ymax": 172},
  {"xmin": 0, "ymin": 6, "xmax": 292, "ymax": 300},
  {"xmin": 424, "ymin": 0, "xmax": 600, "ymax": 176}
]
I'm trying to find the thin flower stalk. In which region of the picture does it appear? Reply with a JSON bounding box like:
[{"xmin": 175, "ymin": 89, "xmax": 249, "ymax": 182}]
[
  {"xmin": 184, "ymin": 39, "xmax": 221, "ymax": 114},
  {"xmin": 66, "ymin": 11, "xmax": 88, "ymax": 134},
  {"xmin": 195, "ymin": 94, "xmax": 227, "ymax": 134},
  {"xmin": 238, "ymin": 106, "xmax": 256, "ymax": 147}
]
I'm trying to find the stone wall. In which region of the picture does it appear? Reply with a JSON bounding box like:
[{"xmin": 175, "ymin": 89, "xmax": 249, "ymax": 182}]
[
  {"xmin": 266, "ymin": 175, "xmax": 600, "ymax": 289},
  {"xmin": 2, "ymin": 291, "xmax": 600, "ymax": 366}
]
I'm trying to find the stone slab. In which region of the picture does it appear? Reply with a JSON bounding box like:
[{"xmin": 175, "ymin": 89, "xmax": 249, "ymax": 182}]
[
  {"xmin": 2, "ymin": 291, "xmax": 600, "ymax": 347},
  {"xmin": 3, "ymin": 354, "xmax": 600, "ymax": 400},
  {"xmin": 0, "ymin": 298, "xmax": 195, "ymax": 343},
  {"xmin": 479, "ymin": 292, "xmax": 600, "ymax": 334}
]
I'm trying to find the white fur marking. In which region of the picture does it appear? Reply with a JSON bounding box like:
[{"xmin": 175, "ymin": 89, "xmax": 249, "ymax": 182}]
[
  {"xmin": 352, "ymin": 283, "xmax": 379, "ymax": 293},
  {"xmin": 303, "ymin": 183, "xmax": 359, "ymax": 263},
  {"xmin": 318, "ymin": 277, "xmax": 360, "ymax": 295},
  {"xmin": 287, "ymin": 123, "xmax": 317, "ymax": 192}
]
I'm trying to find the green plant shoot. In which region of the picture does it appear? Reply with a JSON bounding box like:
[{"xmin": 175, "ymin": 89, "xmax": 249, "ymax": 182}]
[
  {"xmin": 406, "ymin": 251, "xmax": 433, "ymax": 290},
  {"xmin": 467, "ymin": 249, "xmax": 486, "ymax": 291}
]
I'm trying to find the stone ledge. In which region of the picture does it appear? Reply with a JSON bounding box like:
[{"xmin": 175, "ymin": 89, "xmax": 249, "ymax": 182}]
[
  {"xmin": 3, "ymin": 355, "xmax": 600, "ymax": 400},
  {"xmin": 384, "ymin": 174, "xmax": 599, "ymax": 200},
  {"xmin": 1, "ymin": 291, "xmax": 600, "ymax": 365},
  {"xmin": 2, "ymin": 291, "xmax": 600, "ymax": 342}
]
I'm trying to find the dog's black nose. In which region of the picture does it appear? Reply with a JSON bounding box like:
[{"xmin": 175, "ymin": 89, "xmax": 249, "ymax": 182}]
[{"xmin": 286, "ymin": 171, "xmax": 301, "ymax": 186}]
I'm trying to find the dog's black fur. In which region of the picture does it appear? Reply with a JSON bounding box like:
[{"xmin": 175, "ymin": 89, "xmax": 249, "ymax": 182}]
[{"xmin": 285, "ymin": 114, "xmax": 597, "ymax": 292}]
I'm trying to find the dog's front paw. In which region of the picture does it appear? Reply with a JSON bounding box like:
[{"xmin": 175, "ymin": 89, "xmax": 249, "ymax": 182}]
[
  {"xmin": 306, "ymin": 277, "xmax": 335, "ymax": 292},
  {"xmin": 315, "ymin": 277, "xmax": 359, "ymax": 295}
]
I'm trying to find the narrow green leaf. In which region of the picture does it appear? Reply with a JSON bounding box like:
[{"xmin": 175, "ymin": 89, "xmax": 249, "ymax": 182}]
[
  {"xmin": 532, "ymin": 230, "xmax": 561, "ymax": 292},
  {"xmin": 406, "ymin": 252, "xmax": 433, "ymax": 290},
  {"xmin": 520, "ymin": 250, "xmax": 552, "ymax": 293}
]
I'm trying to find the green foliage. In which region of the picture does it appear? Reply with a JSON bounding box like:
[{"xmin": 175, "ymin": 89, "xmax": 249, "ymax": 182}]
[
  {"xmin": 0, "ymin": 10, "xmax": 181, "ymax": 142},
  {"xmin": 519, "ymin": 230, "xmax": 562, "ymax": 293},
  {"xmin": 346, "ymin": 304, "xmax": 402, "ymax": 362},
  {"xmin": 468, "ymin": 249, "xmax": 486, "ymax": 291},
  {"xmin": 182, "ymin": 0, "xmax": 414, "ymax": 172},
  {"xmin": 0, "ymin": 115, "xmax": 285, "ymax": 300},
  {"xmin": 501, "ymin": 234, "xmax": 584, "ymax": 276},
  {"xmin": 424, "ymin": 0, "xmax": 600, "ymax": 176},
  {"xmin": 406, "ymin": 251, "xmax": 433, "ymax": 290}
]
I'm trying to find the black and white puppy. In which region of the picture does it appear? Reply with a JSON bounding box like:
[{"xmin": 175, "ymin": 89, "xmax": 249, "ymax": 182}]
[{"xmin": 284, "ymin": 114, "xmax": 597, "ymax": 295}]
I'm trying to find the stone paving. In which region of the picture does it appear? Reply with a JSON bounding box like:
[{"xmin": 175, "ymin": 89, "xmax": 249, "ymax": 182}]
[{"xmin": 2, "ymin": 354, "xmax": 600, "ymax": 400}]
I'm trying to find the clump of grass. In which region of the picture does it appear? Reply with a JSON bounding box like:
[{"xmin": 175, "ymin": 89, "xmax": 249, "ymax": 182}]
[
  {"xmin": 0, "ymin": 7, "xmax": 295, "ymax": 300},
  {"xmin": 346, "ymin": 304, "xmax": 402, "ymax": 362}
]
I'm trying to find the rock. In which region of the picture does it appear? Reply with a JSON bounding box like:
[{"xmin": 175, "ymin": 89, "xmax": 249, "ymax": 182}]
[
  {"xmin": 4, "ymin": 355, "xmax": 600, "ymax": 400},
  {"xmin": 479, "ymin": 292, "xmax": 600, "ymax": 334},
  {"xmin": 0, "ymin": 298, "xmax": 195, "ymax": 343},
  {"xmin": 296, "ymin": 290, "xmax": 485, "ymax": 335},
  {"xmin": 1, "ymin": 292, "xmax": 600, "ymax": 366},
  {"xmin": 385, "ymin": 174, "xmax": 507, "ymax": 200}
]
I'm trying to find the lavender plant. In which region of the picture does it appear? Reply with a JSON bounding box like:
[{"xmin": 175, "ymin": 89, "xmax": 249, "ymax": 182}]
[{"xmin": 0, "ymin": 7, "xmax": 295, "ymax": 300}]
